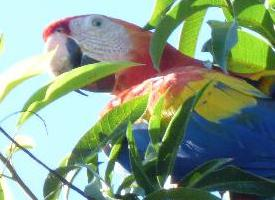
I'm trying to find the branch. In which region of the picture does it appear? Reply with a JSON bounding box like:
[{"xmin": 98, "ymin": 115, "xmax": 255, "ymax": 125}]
[
  {"xmin": 0, "ymin": 152, "xmax": 38, "ymax": 200},
  {"xmin": 0, "ymin": 126, "xmax": 94, "ymax": 200}
]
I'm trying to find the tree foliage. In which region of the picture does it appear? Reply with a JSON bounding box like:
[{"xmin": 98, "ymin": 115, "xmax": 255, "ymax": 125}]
[{"xmin": 0, "ymin": 0, "xmax": 275, "ymax": 199}]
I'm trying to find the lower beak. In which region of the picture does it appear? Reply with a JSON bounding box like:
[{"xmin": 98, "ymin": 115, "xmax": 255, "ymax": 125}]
[{"xmin": 66, "ymin": 37, "xmax": 82, "ymax": 68}]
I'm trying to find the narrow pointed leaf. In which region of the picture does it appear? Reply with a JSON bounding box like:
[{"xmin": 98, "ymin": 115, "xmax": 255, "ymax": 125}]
[
  {"xmin": 269, "ymin": 9, "xmax": 275, "ymax": 21},
  {"xmin": 207, "ymin": 20, "xmax": 238, "ymax": 71},
  {"xmin": 144, "ymin": 0, "xmax": 175, "ymax": 30},
  {"xmin": 157, "ymin": 82, "xmax": 210, "ymax": 184},
  {"xmin": 179, "ymin": 158, "xmax": 232, "ymax": 187},
  {"xmin": 126, "ymin": 123, "xmax": 156, "ymax": 194},
  {"xmin": 179, "ymin": 10, "xmax": 207, "ymax": 57},
  {"xmin": 148, "ymin": 95, "xmax": 164, "ymax": 152},
  {"xmin": 150, "ymin": 0, "xmax": 229, "ymax": 69},
  {"xmin": 0, "ymin": 179, "xmax": 3, "ymax": 200},
  {"xmin": 0, "ymin": 34, "xmax": 4, "ymax": 55},
  {"xmin": 18, "ymin": 61, "xmax": 139, "ymax": 125},
  {"xmin": 193, "ymin": 166, "xmax": 275, "ymax": 197},
  {"xmin": 157, "ymin": 93, "xmax": 198, "ymax": 184},
  {"xmin": 5, "ymin": 135, "xmax": 35, "ymax": 157},
  {"xmin": 144, "ymin": 187, "xmax": 221, "ymax": 200},
  {"xmin": 44, "ymin": 95, "xmax": 147, "ymax": 199},
  {"xmin": 0, "ymin": 53, "xmax": 52, "ymax": 103},
  {"xmin": 0, "ymin": 177, "xmax": 12, "ymax": 200},
  {"xmin": 228, "ymin": 30, "xmax": 275, "ymax": 73},
  {"xmin": 116, "ymin": 175, "xmax": 135, "ymax": 194},
  {"xmin": 105, "ymin": 136, "xmax": 124, "ymax": 186},
  {"xmin": 43, "ymin": 166, "xmax": 78, "ymax": 200},
  {"xmin": 68, "ymin": 95, "xmax": 148, "ymax": 166},
  {"xmin": 234, "ymin": 0, "xmax": 275, "ymax": 45}
]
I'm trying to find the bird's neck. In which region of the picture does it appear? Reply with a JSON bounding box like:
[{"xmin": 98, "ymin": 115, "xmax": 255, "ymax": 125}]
[{"xmin": 113, "ymin": 44, "xmax": 203, "ymax": 94}]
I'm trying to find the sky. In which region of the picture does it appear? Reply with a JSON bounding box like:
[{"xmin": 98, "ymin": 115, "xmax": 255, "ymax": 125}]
[{"xmin": 0, "ymin": 1, "xmax": 223, "ymax": 199}]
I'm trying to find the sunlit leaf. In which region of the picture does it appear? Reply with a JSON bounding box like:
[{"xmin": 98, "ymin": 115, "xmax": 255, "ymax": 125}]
[
  {"xmin": 67, "ymin": 95, "xmax": 148, "ymax": 166},
  {"xmin": 0, "ymin": 179, "xmax": 3, "ymax": 200},
  {"xmin": 0, "ymin": 177, "xmax": 12, "ymax": 200},
  {"xmin": 105, "ymin": 136, "xmax": 124, "ymax": 186},
  {"xmin": 45, "ymin": 95, "xmax": 147, "ymax": 200},
  {"xmin": 18, "ymin": 61, "xmax": 139, "ymax": 125},
  {"xmin": 206, "ymin": 20, "xmax": 238, "ymax": 71},
  {"xmin": 84, "ymin": 177, "xmax": 108, "ymax": 200},
  {"xmin": 144, "ymin": 0, "xmax": 175, "ymax": 30},
  {"xmin": 148, "ymin": 95, "xmax": 164, "ymax": 152},
  {"xmin": 5, "ymin": 135, "xmax": 35, "ymax": 157},
  {"xmin": 193, "ymin": 166, "xmax": 275, "ymax": 197},
  {"xmin": 126, "ymin": 123, "xmax": 156, "ymax": 194},
  {"xmin": 151, "ymin": 0, "xmax": 229, "ymax": 69},
  {"xmin": 144, "ymin": 187, "xmax": 221, "ymax": 200},
  {"xmin": 234, "ymin": 0, "xmax": 275, "ymax": 45},
  {"xmin": 116, "ymin": 175, "xmax": 135, "ymax": 194},
  {"xmin": 179, "ymin": 158, "xmax": 232, "ymax": 187},
  {"xmin": 43, "ymin": 166, "xmax": 77, "ymax": 200},
  {"xmin": 228, "ymin": 30, "xmax": 275, "ymax": 73},
  {"xmin": 269, "ymin": 0, "xmax": 275, "ymax": 8},
  {"xmin": 0, "ymin": 52, "xmax": 53, "ymax": 103},
  {"xmin": 269, "ymin": 8, "xmax": 275, "ymax": 21},
  {"xmin": 0, "ymin": 34, "xmax": 4, "ymax": 55},
  {"xmin": 157, "ymin": 92, "xmax": 199, "ymax": 185},
  {"xmin": 179, "ymin": 10, "xmax": 207, "ymax": 57}
]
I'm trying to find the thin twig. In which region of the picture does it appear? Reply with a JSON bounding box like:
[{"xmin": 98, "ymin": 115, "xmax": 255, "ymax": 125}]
[
  {"xmin": 0, "ymin": 152, "xmax": 38, "ymax": 200},
  {"xmin": 0, "ymin": 173, "xmax": 14, "ymax": 180},
  {"xmin": 0, "ymin": 126, "xmax": 94, "ymax": 200}
]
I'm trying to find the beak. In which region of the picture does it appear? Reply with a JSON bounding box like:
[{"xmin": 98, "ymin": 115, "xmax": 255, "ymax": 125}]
[{"xmin": 66, "ymin": 37, "xmax": 82, "ymax": 68}]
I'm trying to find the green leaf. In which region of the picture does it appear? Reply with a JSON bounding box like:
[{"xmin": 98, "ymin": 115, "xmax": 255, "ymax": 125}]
[
  {"xmin": 193, "ymin": 166, "xmax": 275, "ymax": 197},
  {"xmin": 150, "ymin": 0, "xmax": 229, "ymax": 69},
  {"xmin": 84, "ymin": 177, "xmax": 112, "ymax": 200},
  {"xmin": 105, "ymin": 136, "xmax": 124, "ymax": 186},
  {"xmin": 68, "ymin": 95, "xmax": 148, "ymax": 166},
  {"xmin": 5, "ymin": 135, "xmax": 35, "ymax": 157},
  {"xmin": 116, "ymin": 175, "xmax": 135, "ymax": 194},
  {"xmin": 18, "ymin": 61, "xmax": 139, "ymax": 125},
  {"xmin": 179, "ymin": 9, "xmax": 207, "ymax": 57},
  {"xmin": 148, "ymin": 95, "xmax": 164, "ymax": 152},
  {"xmin": 157, "ymin": 82, "xmax": 211, "ymax": 185},
  {"xmin": 269, "ymin": 0, "xmax": 275, "ymax": 8},
  {"xmin": 144, "ymin": 0, "xmax": 175, "ymax": 30},
  {"xmin": 0, "ymin": 53, "xmax": 51, "ymax": 103},
  {"xmin": 43, "ymin": 166, "xmax": 78, "ymax": 200},
  {"xmin": 234, "ymin": 0, "xmax": 275, "ymax": 45},
  {"xmin": 179, "ymin": 158, "xmax": 232, "ymax": 187},
  {"xmin": 126, "ymin": 122, "xmax": 156, "ymax": 194},
  {"xmin": 157, "ymin": 92, "xmax": 199, "ymax": 185},
  {"xmin": 269, "ymin": 9, "xmax": 275, "ymax": 21},
  {"xmin": 144, "ymin": 187, "xmax": 221, "ymax": 200},
  {"xmin": 0, "ymin": 179, "xmax": 3, "ymax": 200},
  {"xmin": 207, "ymin": 20, "xmax": 238, "ymax": 71},
  {"xmin": 0, "ymin": 34, "xmax": 4, "ymax": 55},
  {"xmin": 0, "ymin": 177, "xmax": 12, "ymax": 200},
  {"xmin": 228, "ymin": 30, "xmax": 275, "ymax": 73}
]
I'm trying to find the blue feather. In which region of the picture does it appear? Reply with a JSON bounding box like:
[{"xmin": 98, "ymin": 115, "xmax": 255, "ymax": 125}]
[{"xmin": 117, "ymin": 99, "xmax": 275, "ymax": 181}]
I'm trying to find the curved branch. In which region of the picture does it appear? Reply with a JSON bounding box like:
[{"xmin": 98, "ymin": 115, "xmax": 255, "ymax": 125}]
[
  {"xmin": 0, "ymin": 152, "xmax": 38, "ymax": 200},
  {"xmin": 0, "ymin": 126, "xmax": 93, "ymax": 200}
]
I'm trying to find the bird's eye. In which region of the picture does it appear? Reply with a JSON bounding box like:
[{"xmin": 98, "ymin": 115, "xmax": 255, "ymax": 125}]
[
  {"xmin": 55, "ymin": 27, "xmax": 64, "ymax": 33},
  {"xmin": 91, "ymin": 18, "xmax": 103, "ymax": 27}
]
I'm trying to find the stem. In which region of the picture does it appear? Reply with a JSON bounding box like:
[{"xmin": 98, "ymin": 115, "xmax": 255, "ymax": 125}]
[
  {"xmin": 0, "ymin": 126, "xmax": 94, "ymax": 200},
  {"xmin": 0, "ymin": 152, "xmax": 38, "ymax": 200}
]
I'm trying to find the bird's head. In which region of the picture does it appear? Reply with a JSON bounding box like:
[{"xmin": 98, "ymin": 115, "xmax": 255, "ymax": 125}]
[{"xmin": 43, "ymin": 14, "xmax": 202, "ymax": 93}]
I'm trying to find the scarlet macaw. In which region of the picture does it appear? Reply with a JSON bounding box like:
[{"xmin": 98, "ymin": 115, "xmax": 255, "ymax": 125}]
[{"xmin": 43, "ymin": 14, "xmax": 275, "ymax": 200}]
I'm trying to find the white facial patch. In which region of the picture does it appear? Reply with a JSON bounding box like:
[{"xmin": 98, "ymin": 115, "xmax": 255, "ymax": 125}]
[
  {"xmin": 69, "ymin": 15, "xmax": 132, "ymax": 61},
  {"xmin": 44, "ymin": 33, "xmax": 72, "ymax": 76}
]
